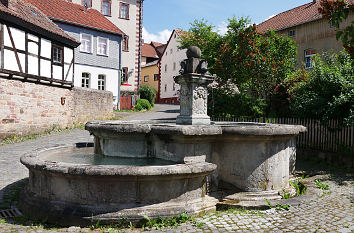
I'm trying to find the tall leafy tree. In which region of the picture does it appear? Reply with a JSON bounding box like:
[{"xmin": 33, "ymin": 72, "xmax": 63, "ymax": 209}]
[
  {"xmin": 179, "ymin": 17, "xmax": 297, "ymax": 117},
  {"xmin": 319, "ymin": 0, "xmax": 354, "ymax": 55}
]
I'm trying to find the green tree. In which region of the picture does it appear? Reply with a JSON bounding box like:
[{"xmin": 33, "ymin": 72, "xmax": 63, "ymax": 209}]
[
  {"xmin": 180, "ymin": 17, "xmax": 297, "ymax": 117},
  {"xmin": 319, "ymin": 0, "xmax": 354, "ymax": 55},
  {"xmin": 290, "ymin": 51, "xmax": 354, "ymax": 126}
]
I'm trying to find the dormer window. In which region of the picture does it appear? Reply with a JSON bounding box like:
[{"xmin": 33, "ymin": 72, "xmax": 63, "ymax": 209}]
[
  {"xmin": 120, "ymin": 3, "xmax": 129, "ymax": 20},
  {"xmin": 102, "ymin": 0, "xmax": 111, "ymax": 16}
]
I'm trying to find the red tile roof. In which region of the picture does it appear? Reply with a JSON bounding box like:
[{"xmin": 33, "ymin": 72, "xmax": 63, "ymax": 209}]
[
  {"xmin": 257, "ymin": 0, "xmax": 354, "ymax": 33},
  {"xmin": 0, "ymin": 0, "xmax": 78, "ymax": 46},
  {"xmin": 151, "ymin": 41, "xmax": 163, "ymax": 48},
  {"xmin": 142, "ymin": 43, "xmax": 158, "ymax": 58},
  {"xmin": 25, "ymin": 0, "xmax": 125, "ymax": 36}
]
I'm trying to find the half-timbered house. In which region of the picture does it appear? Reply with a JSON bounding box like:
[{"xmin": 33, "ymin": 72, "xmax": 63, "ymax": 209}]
[
  {"xmin": 0, "ymin": 0, "xmax": 80, "ymax": 87},
  {"xmin": 26, "ymin": 0, "xmax": 125, "ymax": 106}
]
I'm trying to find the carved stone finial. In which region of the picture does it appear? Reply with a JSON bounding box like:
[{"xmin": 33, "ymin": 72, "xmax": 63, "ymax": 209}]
[
  {"xmin": 186, "ymin": 46, "xmax": 201, "ymax": 59},
  {"xmin": 180, "ymin": 46, "xmax": 208, "ymax": 75}
]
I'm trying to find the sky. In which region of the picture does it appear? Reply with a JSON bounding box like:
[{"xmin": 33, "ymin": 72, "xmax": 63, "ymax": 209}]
[{"xmin": 142, "ymin": 0, "xmax": 311, "ymax": 43}]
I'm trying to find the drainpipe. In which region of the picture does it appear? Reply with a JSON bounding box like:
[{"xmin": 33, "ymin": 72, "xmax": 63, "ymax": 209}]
[{"xmin": 118, "ymin": 36, "xmax": 122, "ymax": 110}]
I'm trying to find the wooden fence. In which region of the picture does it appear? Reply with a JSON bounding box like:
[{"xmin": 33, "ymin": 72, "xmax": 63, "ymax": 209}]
[{"xmin": 211, "ymin": 117, "xmax": 354, "ymax": 154}]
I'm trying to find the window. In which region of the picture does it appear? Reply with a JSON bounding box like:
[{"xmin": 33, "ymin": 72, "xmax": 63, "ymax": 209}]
[
  {"xmin": 164, "ymin": 84, "xmax": 167, "ymax": 92},
  {"xmin": 82, "ymin": 0, "xmax": 91, "ymax": 8},
  {"xmin": 97, "ymin": 37, "xmax": 109, "ymax": 56},
  {"xmin": 122, "ymin": 35, "xmax": 129, "ymax": 51},
  {"xmin": 173, "ymin": 62, "xmax": 176, "ymax": 71},
  {"xmin": 98, "ymin": 75, "xmax": 105, "ymax": 90},
  {"xmin": 144, "ymin": 75, "xmax": 149, "ymax": 82},
  {"xmin": 122, "ymin": 67, "xmax": 128, "ymax": 83},
  {"xmin": 165, "ymin": 64, "xmax": 167, "ymax": 73},
  {"xmin": 82, "ymin": 73, "xmax": 90, "ymax": 88},
  {"xmin": 52, "ymin": 45, "xmax": 63, "ymax": 65},
  {"xmin": 102, "ymin": 0, "xmax": 111, "ymax": 16},
  {"xmin": 120, "ymin": 3, "xmax": 129, "ymax": 19},
  {"xmin": 80, "ymin": 34, "xmax": 92, "ymax": 53},
  {"xmin": 154, "ymin": 74, "xmax": 158, "ymax": 81},
  {"xmin": 289, "ymin": 30, "xmax": 296, "ymax": 38},
  {"xmin": 304, "ymin": 49, "xmax": 316, "ymax": 69}
]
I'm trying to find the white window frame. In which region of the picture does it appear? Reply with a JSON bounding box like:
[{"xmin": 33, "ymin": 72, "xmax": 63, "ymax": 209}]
[
  {"xmin": 82, "ymin": 72, "xmax": 91, "ymax": 88},
  {"xmin": 98, "ymin": 74, "xmax": 106, "ymax": 90},
  {"xmin": 97, "ymin": 37, "xmax": 109, "ymax": 56},
  {"xmin": 80, "ymin": 33, "xmax": 93, "ymax": 54},
  {"xmin": 304, "ymin": 49, "xmax": 316, "ymax": 69}
]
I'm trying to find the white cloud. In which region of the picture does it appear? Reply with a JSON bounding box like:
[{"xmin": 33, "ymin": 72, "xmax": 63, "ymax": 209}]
[
  {"xmin": 142, "ymin": 27, "xmax": 172, "ymax": 44},
  {"xmin": 216, "ymin": 21, "xmax": 228, "ymax": 35}
]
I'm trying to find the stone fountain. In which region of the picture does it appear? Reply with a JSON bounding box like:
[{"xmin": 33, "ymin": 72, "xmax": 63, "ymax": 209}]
[{"xmin": 19, "ymin": 47, "xmax": 306, "ymax": 226}]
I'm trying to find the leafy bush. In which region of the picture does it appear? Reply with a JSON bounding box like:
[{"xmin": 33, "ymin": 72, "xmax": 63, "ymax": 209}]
[
  {"xmin": 139, "ymin": 85, "xmax": 157, "ymax": 106},
  {"xmin": 137, "ymin": 99, "xmax": 152, "ymax": 110},
  {"xmin": 134, "ymin": 103, "xmax": 143, "ymax": 112},
  {"xmin": 290, "ymin": 51, "xmax": 353, "ymax": 126},
  {"xmin": 208, "ymin": 88, "xmax": 266, "ymax": 119}
]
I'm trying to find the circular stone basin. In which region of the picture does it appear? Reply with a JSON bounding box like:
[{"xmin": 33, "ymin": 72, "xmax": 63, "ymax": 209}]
[{"xmin": 19, "ymin": 146, "xmax": 217, "ymax": 226}]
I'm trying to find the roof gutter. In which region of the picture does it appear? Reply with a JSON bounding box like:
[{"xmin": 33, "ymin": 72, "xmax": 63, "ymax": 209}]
[{"xmin": 49, "ymin": 17, "xmax": 125, "ymax": 37}]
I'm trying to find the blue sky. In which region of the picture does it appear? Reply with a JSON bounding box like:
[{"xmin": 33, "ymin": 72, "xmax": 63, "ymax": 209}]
[{"xmin": 142, "ymin": 0, "xmax": 311, "ymax": 43}]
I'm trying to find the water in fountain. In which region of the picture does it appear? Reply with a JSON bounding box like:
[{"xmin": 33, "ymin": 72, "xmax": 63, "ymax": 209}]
[{"xmin": 40, "ymin": 147, "xmax": 176, "ymax": 166}]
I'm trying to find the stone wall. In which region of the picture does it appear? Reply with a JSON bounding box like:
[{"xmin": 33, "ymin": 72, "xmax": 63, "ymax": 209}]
[{"xmin": 0, "ymin": 77, "xmax": 113, "ymax": 139}]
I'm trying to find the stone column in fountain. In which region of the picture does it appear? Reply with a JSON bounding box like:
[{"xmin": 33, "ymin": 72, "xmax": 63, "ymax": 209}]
[{"xmin": 174, "ymin": 46, "xmax": 214, "ymax": 125}]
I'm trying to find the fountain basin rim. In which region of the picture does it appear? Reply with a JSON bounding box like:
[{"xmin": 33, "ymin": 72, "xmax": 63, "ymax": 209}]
[
  {"xmin": 85, "ymin": 120, "xmax": 307, "ymax": 136},
  {"xmin": 20, "ymin": 146, "xmax": 217, "ymax": 177}
]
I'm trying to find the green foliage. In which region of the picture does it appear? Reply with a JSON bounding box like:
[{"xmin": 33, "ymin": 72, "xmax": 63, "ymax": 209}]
[
  {"xmin": 319, "ymin": 0, "xmax": 354, "ymax": 55},
  {"xmin": 133, "ymin": 103, "xmax": 143, "ymax": 112},
  {"xmin": 139, "ymin": 84, "xmax": 157, "ymax": 106},
  {"xmin": 0, "ymin": 219, "xmax": 6, "ymax": 224},
  {"xmin": 314, "ymin": 179, "xmax": 330, "ymax": 190},
  {"xmin": 290, "ymin": 180, "xmax": 307, "ymax": 196},
  {"xmin": 137, "ymin": 99, "xmax": 152, "ymax": 110},
  {"xmin": 142, "ymin": 212, "xmax": 201, "ymax": 230},
  {"xmin": 209, "ymin": 88, "xmax": 266, "ymax": 118},
  {"xmin": 282, "ymin": 189, "xmax": 291, "ymax": 199},
  {"xmin": 180, "ymin": 17, "xmax": 297, "ymax": 118},
  {"xmin": 275, "ymin": 203, "xmax": 291, "ymax": 211},
  {"xmin": 290, "ymin": 51, "xmax": 354, "ymax": 126}
]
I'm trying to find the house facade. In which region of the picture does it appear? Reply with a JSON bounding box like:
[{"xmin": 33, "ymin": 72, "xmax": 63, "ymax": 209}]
[
  {"xmin": 140, "ymin": 42, "xmax": 163, "ymax": 92},
  {"xmin": 70, "ymin": 0, "xmax": 144, "ymax": 95},
  {"xmin": 158, "ymin": 30, "xmax": 187, "ymax": 104},
  {"xmin": 0, "ymin": 0, "xmax": 79, "ymax": 86},
  {"xmin": 27, "ymin": 0, "xmax": 125, "ymax": 106},
  {"xmin": 257, "ymin": 0, "xmax": 354, "ymax": 69}
]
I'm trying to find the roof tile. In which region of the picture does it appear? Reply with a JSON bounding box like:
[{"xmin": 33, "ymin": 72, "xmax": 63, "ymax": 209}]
[
  {"xmin": 0, "ymin": 0, "xmax": 77, "ymax": 44},
  {"xmin": 25, "ymin": 0, "xmax": 125, "ymax": 35},
  {"xmin": 257, "ymin": 0, "xmax": 354, "ymax": 33}
]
